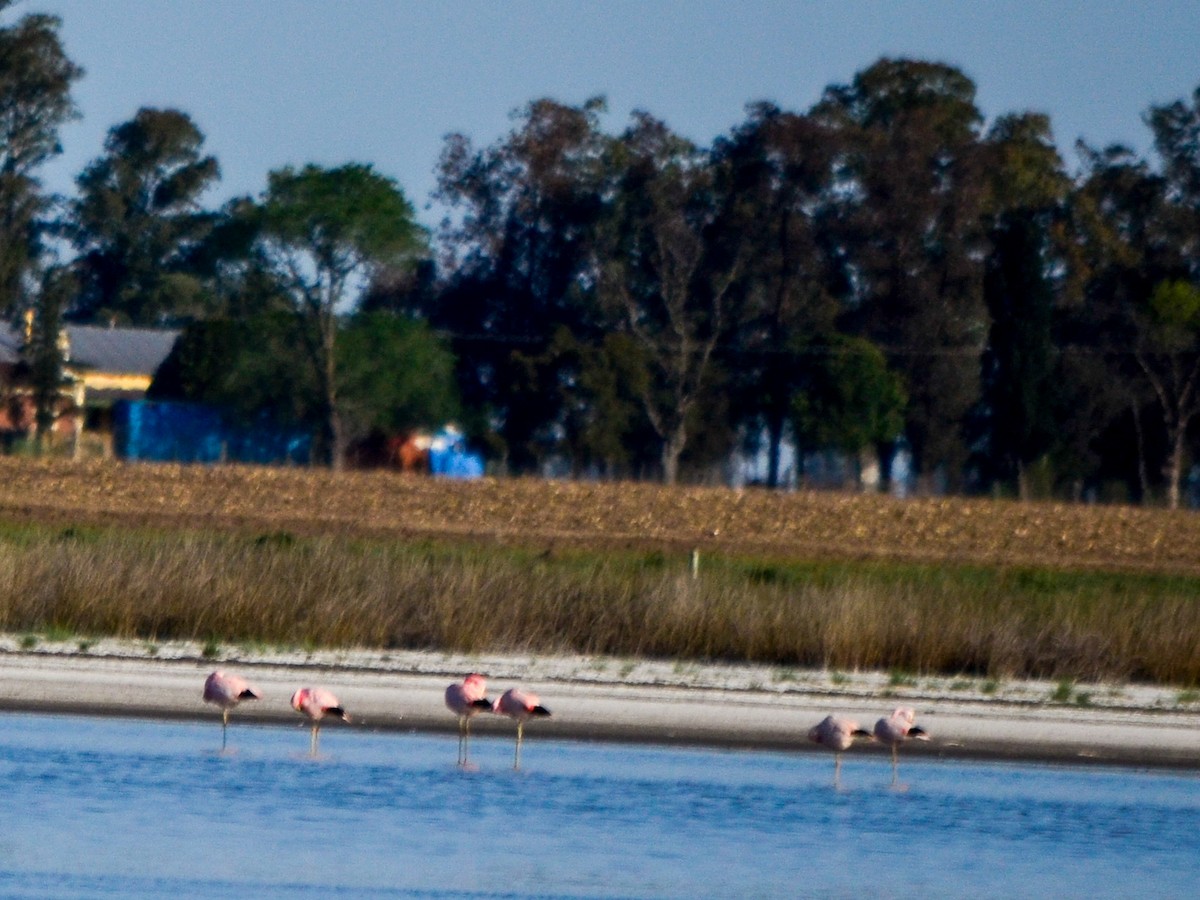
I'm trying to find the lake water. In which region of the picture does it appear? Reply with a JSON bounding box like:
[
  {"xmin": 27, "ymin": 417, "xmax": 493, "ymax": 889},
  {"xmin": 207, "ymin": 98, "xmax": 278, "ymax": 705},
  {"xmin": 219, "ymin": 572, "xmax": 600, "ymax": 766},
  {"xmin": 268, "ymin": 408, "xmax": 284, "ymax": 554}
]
[{"xmin": 0, "ymin": 711, "xmax": 1196, "ymax": 899}]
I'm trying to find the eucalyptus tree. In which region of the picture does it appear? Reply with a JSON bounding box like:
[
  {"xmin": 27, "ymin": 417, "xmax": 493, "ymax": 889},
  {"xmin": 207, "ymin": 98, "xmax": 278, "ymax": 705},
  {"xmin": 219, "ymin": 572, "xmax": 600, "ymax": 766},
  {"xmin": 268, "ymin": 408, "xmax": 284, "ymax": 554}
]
[
  {"xmin": 254, "ymin": 163, "xmax": 427, "ymax": 469},
  {"xmin": 814, "ymin": 58, "xmax": 990, "ymax": 488},
  {"xmin": 435, "ymin": 97, "xmax": 609, "ymax": 472},
  {"xmin": 0, "ymin": 2, "xmax": 81, "ymax": 314},
  {"xmin": 68, "ymin": 107, "xmax": 220, "ymax": 323},
  {"xmin": 598, "ymin": 112, "xmax": 742, "ymax": 485},
  {"xmin": 1065, "ymin": 143, "xmax": 1176, "ymax": 504},
  {"xmin": 976, "ymin": 112, "xmax": 1071, "ymax": 498},
  {"xmin": 1146, "ymin": 85, "xmax": 1200, "ymax": 266},
  {"xmin": 1135, "ymin": 85, "xmax": 1200, "ymax": 507},
  {"xmin": 711, "ymin": 103, "xmax": 841, "ymax": 487},
  {"xmin": 1132, "ymin": 279, "xmax": 1200, "ymax": 508}
]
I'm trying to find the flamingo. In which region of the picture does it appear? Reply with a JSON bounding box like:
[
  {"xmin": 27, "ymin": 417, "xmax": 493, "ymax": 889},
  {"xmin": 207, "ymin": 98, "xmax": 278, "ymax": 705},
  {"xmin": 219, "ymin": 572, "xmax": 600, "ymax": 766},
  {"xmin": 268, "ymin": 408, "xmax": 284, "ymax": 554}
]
[
  {"xmin": 202, "ymin": 670, "xmax": 261, "ymax": 751},
  {"xmin": 493, "ymin": 687, "xmax": 551, "ymax": 770},
  {"xmin": 808, "ymin": 714, "xmax": 872, "ymax": 788},
  {"xmin": 874, "ymin": 707, "xmax": 930, "ymax": 786},
  {"xmin": 290, "ymin": 686, "xmax": 350, "ymax": 755},
  {"xmin": 445, "ymin": 673, "xmax": 493, "ymax": 766}
]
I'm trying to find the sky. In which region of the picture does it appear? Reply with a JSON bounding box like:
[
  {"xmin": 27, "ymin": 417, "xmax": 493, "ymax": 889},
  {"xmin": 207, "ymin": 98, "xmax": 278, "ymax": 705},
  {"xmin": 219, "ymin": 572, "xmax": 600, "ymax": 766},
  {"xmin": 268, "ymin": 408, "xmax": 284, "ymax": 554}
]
[{"xmin": 26, "ymin": 0, "xmax": 1200, "ymax": 227}]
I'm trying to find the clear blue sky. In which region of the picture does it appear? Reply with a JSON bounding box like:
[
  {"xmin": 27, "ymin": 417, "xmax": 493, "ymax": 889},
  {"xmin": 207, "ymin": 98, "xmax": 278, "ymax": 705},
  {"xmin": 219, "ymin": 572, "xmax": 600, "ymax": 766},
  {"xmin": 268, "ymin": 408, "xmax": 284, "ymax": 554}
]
[{"xmin": 29, "ymin": 0, "xmax": 1200, "ymax": 226}]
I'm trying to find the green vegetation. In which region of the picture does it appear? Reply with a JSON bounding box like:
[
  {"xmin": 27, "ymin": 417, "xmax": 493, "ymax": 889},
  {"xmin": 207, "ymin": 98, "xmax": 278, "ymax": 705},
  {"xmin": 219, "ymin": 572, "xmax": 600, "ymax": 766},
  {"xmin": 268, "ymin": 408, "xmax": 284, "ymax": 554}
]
[{"xmin": 1050, "ymin": 680, "xmax": 1075, "ymax": 703}]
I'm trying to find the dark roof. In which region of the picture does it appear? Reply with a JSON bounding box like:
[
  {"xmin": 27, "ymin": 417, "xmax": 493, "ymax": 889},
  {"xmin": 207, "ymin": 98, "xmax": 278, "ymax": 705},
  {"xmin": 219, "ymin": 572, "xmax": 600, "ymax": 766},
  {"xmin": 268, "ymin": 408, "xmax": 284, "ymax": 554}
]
[
  {"xmin": 0, "ymin": 324, "xmax": 20, "ymax": 366},
  {"xmin": 64, "ymin": 325, "xmax": 180, "ymax": 376},
  {"xmin": 0, "ymin": 322, "xmax": 180, "ymax": 377}
]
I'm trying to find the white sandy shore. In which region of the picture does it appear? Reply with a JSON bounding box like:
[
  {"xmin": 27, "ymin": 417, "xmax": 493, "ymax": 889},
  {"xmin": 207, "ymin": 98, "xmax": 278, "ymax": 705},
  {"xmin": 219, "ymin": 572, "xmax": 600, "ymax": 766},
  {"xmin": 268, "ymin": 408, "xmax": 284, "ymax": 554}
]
[{"xmin": 1, "ymin": 636, "xmax": 1198, "ymax": 769}]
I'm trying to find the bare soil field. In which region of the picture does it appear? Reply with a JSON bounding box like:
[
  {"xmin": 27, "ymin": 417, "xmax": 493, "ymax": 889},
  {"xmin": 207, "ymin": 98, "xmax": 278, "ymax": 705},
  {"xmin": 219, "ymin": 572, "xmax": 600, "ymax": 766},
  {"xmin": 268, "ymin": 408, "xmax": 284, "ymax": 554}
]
[{"xmin": 0, "ymin": 457, "xmax": 1195, "ymax": 574}]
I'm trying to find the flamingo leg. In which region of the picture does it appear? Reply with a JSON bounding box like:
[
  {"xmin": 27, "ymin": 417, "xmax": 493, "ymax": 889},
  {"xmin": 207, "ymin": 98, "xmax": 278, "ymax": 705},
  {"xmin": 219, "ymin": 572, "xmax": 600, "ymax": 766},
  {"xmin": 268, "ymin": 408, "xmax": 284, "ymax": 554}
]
[
  {"xmin": 890, "ymin": 744, "xmax": 899, "ymax": 786},
  {"xmin": 457, "ymin": 715, "xmax": 469, "ymax": 766},
  {"xmin": 221, "ymin": 709, "xmax": 230, "ymax": 752},
  {"xmin": 310, "ymin": 723, "xmax": 320, "ymax": 756},
  {"xmin": 833, "ymin": 752, "xmax": 843, "ymax": 789},
  {"xmin": 514, "ymin": 720, "xmax": 524, "ymax": 770}
]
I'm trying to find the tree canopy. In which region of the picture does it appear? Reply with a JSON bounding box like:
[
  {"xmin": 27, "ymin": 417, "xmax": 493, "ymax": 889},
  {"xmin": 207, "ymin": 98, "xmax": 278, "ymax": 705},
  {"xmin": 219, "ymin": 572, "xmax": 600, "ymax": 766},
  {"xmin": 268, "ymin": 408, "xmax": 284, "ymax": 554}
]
[
  {"xmin": 69, "ymin": 107, "xmax": 220, "ymax": 324},
  {"xmin": 254, "ymin": 162, "xmax": 428, "ymax": 468},
  {"xmin": 16, "ymin": 35, "xmax": 1200, "ymax": 503}
]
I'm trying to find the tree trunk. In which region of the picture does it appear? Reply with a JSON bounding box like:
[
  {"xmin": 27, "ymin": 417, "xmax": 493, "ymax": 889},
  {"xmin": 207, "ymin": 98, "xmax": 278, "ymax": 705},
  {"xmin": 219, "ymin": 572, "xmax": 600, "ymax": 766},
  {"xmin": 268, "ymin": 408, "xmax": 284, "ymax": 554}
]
[
  {"xmin": 1165, "ymin": 423, "xmax": 1186, "ymax": 510},
  {"xmin": 765, "ymin": 413, "xmax": 784, "ymax": 489},
  {"xmin": 321, "ymin": 312, "xmax": 344, "ymax": 472},
  {"xmin": 858, "ymin": 446, "xmax": 881, "ymax": 493},
  {"xmin": 328, "ymin": 405, "xmax": 346, "ymax": 473},
  {"xmin": 1132, "ymin": 401, "xmax": 1150, "ymax": 503},
  {"xmin": 660, "ymin": 425, "xmax": 687, "ymax": 486}
]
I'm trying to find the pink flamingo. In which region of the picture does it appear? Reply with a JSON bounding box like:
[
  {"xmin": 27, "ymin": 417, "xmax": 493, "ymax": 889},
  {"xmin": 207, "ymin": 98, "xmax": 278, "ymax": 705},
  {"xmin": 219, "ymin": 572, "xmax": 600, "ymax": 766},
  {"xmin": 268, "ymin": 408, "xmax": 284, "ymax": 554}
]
[
  {"xmin": 202, "ymin": 670, "xmax": 261, "ymax": 751},
  {"xmin": 494, "ymin": 688, "xmax": 551, "ymax": 770},
  {"xmin": 445, "ymin": 673, "xmax": 493, "ymax": 766},
  {"xmin": 808, "ymin": 714, "xmax": 872, "ymax": 787},
  {"xmin": 874, "ymin": 707, "xmax": 930, "ymax": 785},
  {"xmin": 290, "ymin": 687, "xmax": 350, "ymax": 755}
]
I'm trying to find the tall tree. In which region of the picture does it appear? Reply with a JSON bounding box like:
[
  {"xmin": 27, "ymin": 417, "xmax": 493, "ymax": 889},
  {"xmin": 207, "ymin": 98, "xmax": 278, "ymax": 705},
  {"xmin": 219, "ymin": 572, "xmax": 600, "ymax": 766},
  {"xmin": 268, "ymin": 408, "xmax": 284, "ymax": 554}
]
[
  {"xmin": 977, "ymin": 113, "xmax": 1070, "ymax": 498},
  {"xmin": 1132, "ymin": 279, "xmax": 1200, "ymax": 508},
  {"xmin": 27, "ymin": 264, "xmax": 72, "ymax": 448},
  {"xmin": 435, "ymin": 97, "xmax": 608, "ymax": 472},
  {"xmin": 255, "ymin": 163, "xmax": 427, "ymax": 469},
  {"xmin": 1066, "ymin": 142, "xmax": 1184, "ymax": 503},
  {"xmin": 712, "ymin": 103, "xmax": 841, "ymax": 487},
  {"xmin": 599, "ymin": 113, "xmax": 742, "ymax": 484},
  {"xmin": 815, "ymin": 59, "xmax": 989, "ymax": 488},
  {"xmin": 1146, "ymin": 85, "xmax": 1200, "ymax": 268},
  {"xmin": 69, "ymin": 107, "xmax": 220, "ymax": 324},
  {"xmin": 0, "ymin": 3, "xmax": 81, "ymax": 315}
]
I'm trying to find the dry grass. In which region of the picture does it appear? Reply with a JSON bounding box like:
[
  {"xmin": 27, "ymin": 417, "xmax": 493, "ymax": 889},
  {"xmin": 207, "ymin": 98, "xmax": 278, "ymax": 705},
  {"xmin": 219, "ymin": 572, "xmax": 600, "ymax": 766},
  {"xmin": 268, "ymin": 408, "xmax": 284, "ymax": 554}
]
[{"xmin": 1, "ymin": 458, "xmax": 1200, "ymax": 685}]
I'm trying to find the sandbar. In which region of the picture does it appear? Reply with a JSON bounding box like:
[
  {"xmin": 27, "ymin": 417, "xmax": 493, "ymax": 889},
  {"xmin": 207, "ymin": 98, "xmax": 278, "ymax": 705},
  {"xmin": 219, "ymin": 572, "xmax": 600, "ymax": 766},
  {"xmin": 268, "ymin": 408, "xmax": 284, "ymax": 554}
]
[{"xmin": 0, "ymin": 639, "xmax": 1197, "ymax": 769}]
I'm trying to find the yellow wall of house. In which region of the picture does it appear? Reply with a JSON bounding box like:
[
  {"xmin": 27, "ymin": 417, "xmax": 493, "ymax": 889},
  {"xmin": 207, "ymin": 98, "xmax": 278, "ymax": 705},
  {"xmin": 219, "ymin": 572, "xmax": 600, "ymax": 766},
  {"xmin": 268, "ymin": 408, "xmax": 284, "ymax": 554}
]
[{"xmin": 78, "ymin": 372, "xmax": 152, "ymax": 392}]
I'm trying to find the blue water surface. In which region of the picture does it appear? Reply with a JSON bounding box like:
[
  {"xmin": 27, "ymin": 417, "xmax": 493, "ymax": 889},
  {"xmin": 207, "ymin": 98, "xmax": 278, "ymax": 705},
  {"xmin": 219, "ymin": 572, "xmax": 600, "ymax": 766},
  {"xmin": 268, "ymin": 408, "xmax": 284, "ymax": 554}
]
[{"xmin": 0, "ymin": 711, "xmax": 1196, "ymax": 898}]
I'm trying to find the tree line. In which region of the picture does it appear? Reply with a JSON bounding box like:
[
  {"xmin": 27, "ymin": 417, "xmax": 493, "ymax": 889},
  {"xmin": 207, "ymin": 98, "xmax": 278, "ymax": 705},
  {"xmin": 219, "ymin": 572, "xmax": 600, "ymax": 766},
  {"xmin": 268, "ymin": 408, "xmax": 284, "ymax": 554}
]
[{"xmin": 4, "ymin": 4, "xmax": 1200, "ymax": 504}]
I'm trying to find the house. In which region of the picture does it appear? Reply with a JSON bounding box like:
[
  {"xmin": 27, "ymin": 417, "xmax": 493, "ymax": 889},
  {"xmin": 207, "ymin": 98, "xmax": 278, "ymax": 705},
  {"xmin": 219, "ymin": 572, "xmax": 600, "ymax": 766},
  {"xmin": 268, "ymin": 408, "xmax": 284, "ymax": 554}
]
[
  {"xmin": 60, "ymin": 324, "xmax": 181, "ymax": 436},
  {"xmin": 62, "ymin": 324, "xmax": 180, "ymax": 405},
  {"xmin": 0, "ymin": 320, "xmax": 180, "ymax": 452}
]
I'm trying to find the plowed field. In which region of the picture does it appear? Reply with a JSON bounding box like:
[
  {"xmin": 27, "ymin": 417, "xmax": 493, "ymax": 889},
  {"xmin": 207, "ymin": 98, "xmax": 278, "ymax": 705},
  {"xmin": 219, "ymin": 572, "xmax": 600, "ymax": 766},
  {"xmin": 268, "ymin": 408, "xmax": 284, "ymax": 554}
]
[{"xmin": 0, "ymin": 458, "xmax": 1196, "ymax": 575}]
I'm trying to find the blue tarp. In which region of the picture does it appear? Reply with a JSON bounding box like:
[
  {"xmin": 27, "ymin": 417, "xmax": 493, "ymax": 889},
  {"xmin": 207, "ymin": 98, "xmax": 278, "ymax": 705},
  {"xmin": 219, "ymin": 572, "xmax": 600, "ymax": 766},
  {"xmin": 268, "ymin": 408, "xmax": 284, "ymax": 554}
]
[
  {"xmin": 429, "ymin": 446, "xmax": 485, "ymax": 478},
  {"xmin": 113, "ymin": 400, "xmax": 310, "ymax": 465},
  {"xmin": 428, "ymin": 425, "xmax": 485, "ymax": 479}
]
